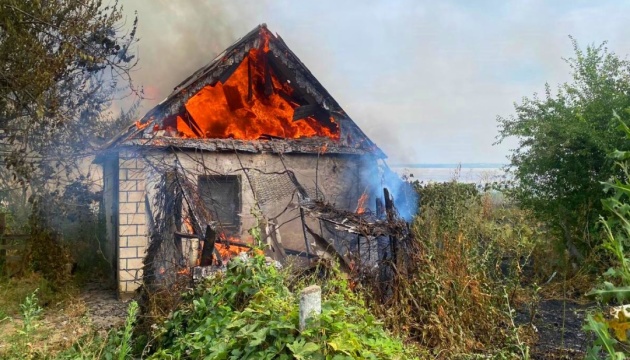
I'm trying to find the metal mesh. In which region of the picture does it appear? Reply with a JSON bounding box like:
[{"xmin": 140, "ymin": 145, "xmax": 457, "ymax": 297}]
[
  {"xmin": 250, "ymin": 173, "xmax": 298, "ymax": 205},
  {"xmin": 250, "ymin": 172, "xmax": 323, "ymax": 207}
]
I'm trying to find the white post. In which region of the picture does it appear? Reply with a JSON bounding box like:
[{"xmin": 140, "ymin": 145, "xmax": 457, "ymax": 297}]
[{"xmin": 299, "ymin": 285, "xmax": 321, "ymax": 331}]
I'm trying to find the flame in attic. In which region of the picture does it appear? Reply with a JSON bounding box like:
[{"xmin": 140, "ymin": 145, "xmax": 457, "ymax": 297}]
[{"xmin": 153, "ymin": 39, "xmax": 340, "ymax": 140}]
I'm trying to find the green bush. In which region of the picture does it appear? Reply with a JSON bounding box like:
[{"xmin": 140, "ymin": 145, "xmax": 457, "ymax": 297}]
[
  {"xmin": 497, "ymin": 39, "xmax": 630, "ymax": 263},
  {"xmin": 148, "ymin": 255, "xmax": 416, "ymax": 359}
]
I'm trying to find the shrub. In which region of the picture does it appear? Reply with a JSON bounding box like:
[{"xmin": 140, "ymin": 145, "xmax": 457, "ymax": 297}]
[
  {"xmin": 147, "ymin": 254, "xmax": 416, "ymax": 359},
  {"xmin": 497, "ymin": 39, "xmax": 630, "ymax": 263}
]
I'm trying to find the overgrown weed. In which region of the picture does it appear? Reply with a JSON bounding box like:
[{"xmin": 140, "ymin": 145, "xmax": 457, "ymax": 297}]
[{"xmin": 365, "ymin": 181, "xmax": 545, "ymax": 358}]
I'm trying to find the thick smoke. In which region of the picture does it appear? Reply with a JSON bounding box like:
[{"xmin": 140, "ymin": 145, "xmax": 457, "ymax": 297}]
[{"xmin": 123, "ymin": 0, "xmax": 270, "ymax": 106}]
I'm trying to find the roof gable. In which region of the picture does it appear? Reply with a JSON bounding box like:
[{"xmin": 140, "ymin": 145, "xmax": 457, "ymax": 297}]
[{"xmin": 106, "ymin": 24, "xmax": 385, "ymax": 158}]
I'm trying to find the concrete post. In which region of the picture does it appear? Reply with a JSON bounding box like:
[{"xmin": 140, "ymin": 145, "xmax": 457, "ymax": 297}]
[{"xmin": 299, "ymin": 285, "xmax": 321, "ymax": 331}]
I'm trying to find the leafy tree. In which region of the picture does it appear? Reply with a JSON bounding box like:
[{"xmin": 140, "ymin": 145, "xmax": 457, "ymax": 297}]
[
  {"xmin": 496, "ymin": 38, "xmax": 630, "ymax": 262},
  {"xmin": 0, "ymin": 0, "xmax": 139, "ymax": 190}
]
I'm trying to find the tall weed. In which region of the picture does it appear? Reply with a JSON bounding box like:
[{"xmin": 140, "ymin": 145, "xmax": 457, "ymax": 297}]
[
  {"xmin": 368, "ymin": 181, "xmax": 542, "ymax": 358},
  {"xmin": 583, "ymin": 114, "xmax": 630, "ymax": 359}
]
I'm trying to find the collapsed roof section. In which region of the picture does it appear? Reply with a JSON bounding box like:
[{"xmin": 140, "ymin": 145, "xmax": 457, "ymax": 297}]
[{"xmin": 104, "ymin": 24, "xmax": 385, "ymax": 158}]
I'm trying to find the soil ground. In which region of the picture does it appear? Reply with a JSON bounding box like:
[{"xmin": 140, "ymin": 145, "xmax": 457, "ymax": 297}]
[
  {"xmin": 0, "ymin": 279, "xmax": 601, "ymax": 358},
  {"xmin": 516, "ymin": 299, "xmax": 596, "ymax": 359}
]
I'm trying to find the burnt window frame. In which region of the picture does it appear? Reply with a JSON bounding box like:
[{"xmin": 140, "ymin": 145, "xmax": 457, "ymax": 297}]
[{"xmin": 198, "ymin": 175, "xmax": 242, "ymax": 234}]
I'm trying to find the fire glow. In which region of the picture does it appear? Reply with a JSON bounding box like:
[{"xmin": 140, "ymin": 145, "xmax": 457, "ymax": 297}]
[
  {"xmin": 356, "ymin": 192, "xmax": 368, "ymax": 214},
  {"xmin": 144, "ymin": 30, "xmax": 340, "ymax": 141}
]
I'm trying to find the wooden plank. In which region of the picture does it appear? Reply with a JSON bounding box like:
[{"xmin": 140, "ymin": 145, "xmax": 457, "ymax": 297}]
[
  {"xmin": 223, "ymin": 85, "xmax": 245, "ymax": 112},
  {"xmin": 384, "ymin": 188, "xmax": 398, "ymax": 264},
  {"xmin": 247, "ymin": 56, "xmax": 253, "ymax": 102},
  {"xmin": 264, "ymin": 54, "xmax": 274, "ymax": 97},
  {"xmin": 217, "ymin": 60, "xmax": 241, "ymax": 84},
  {"xmin": 292, "ymin": 104, "xmax": 317, "ymax": 121},
  {"xmin": 200, "ymin": 225, "xmax": 216, "ymax": 266}
]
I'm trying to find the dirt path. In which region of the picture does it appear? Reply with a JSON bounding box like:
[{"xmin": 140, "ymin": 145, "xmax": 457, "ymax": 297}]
[
  {"xmin": 78, "ymin": 282, "xmax": 129, "ymax": 333},
  {"xmin": 0, "ymin": 282, "xmax": 129, "ymax": 355}
]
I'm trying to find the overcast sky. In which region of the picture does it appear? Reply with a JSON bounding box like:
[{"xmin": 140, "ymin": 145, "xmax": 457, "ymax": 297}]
[{"xmin": 122, "ymin": 0, "xmax": 630, "ymax": 164}]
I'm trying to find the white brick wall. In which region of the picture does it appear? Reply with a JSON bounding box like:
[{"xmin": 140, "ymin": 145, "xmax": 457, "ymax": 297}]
[{"xmin": 117, "ymin": 151, "xmax": 148, "ymax": 295}]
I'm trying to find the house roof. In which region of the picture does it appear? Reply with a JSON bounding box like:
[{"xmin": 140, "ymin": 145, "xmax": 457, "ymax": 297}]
[{"xmin": 103, "ymin": 24, "xmax": 385, "ymax": 158}]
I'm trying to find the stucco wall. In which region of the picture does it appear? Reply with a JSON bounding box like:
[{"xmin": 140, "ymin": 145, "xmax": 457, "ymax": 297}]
[{"xmin": 113, "ymin": 148, "xmax": 381, "ymax": 296}]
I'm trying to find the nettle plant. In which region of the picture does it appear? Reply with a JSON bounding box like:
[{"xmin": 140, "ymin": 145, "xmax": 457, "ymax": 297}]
[
  {"xmin": 147, "ymin": 254, "xmax": 416, "ymax": 359},
  {"xmin": 585, "ymin": 113, "xmax": 630, "ymax": 359}
]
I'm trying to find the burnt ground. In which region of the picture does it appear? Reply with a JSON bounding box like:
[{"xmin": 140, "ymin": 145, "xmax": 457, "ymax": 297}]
[{"xmin": 516, "ymin": 299, "xmax": 596, "ymax": 359}]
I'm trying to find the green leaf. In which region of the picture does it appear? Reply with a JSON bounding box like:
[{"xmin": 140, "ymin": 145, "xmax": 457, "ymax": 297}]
[{"xmin": 586, "ymin": 283, "xmax": 630, "ymax": 303}]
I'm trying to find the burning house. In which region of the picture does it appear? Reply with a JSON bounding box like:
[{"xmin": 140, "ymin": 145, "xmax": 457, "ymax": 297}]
[{"xmin": 97, "ymin": 24, "xmax": 412, "ymax": 298}]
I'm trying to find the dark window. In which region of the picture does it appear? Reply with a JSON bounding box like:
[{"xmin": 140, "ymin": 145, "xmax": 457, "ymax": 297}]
[{"xmin": 198, "ymin": 175, "xmax": 241, "ymax": 233}]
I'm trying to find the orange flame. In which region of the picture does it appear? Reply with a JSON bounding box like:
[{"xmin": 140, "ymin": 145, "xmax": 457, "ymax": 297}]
[
  {"xmin": 356, "ymin": 192, "xmax": 368, "ymax": 214},
  {"xmin": 152, "ymin": 35, "xmax": 339, "ymax": 141},
  {"xmin": 214, "ymin": 233, "xmax": 263, "ymax": 263},
  {"xmin": 135, "ymin": 120, "xmax": 150, "ymax": 130},
  {"xmin": 183, "ymin": 217, "xmax": 194, "ymax": 233}
]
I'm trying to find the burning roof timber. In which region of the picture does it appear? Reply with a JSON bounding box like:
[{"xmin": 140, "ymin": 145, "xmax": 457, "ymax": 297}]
[{"xmin": 103, "ymin": 24, "xmax": 385, "ymax": 158}]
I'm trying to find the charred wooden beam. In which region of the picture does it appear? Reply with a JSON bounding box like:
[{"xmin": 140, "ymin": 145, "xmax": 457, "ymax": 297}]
[
  {"xmin": 218, "ymin": 60, "xmax": 242, "ymax": 84},
  {"xmin": 263, "ymin": 53, "xmax": 274, "ymax": 97},
  {"xmin": 247, "ymin": 56, "xmax": 253, "ymax": 102},
  {"xmin": 284, "ymin": 248, "xmax": 318, "ymax": 259},
  {"xmin": 173, "ymin": 231, "xmax": 198, "ymax": 239},
  {"xmin": 276, "ymin": 89, "xmax": 299, "ymax": 107},
  {"xmin": 292, "ymin": 104, "xmax": 317, "ymax": 121},
  {"xmin": 199, "ymin": 225, "xmax": 216, "ymax": 266},
  {"xmin": 299, "ymin": 206, "xmax": 312, "ymax": 263},
  {"xmin": 216, "ymin": 238, "xmax": 253, "ymax": 249},
  {"xmin": 223, "ymin": 85, "xmax": 245, "ymax": 111},
  {"xmin": 314, "ymin": 108, "xmax": 337, "ymax": 132},
  {"xmin": 182, "ymin": 110, "xmax": 203, "ymax": 137},
  {"xmin": 173, "ymin": 231, "xmax": 253, "ymax": 249},
  {"xmin": 267, "ymin": 53, "xmax": 320, "ymax": 106},
  {"xmin": 376, "ymin": 197, "xmax": 385, "ymax": 219},
  {"xmin": 384, "ymin": 188, "xmax": 398, "ymax": 264}
]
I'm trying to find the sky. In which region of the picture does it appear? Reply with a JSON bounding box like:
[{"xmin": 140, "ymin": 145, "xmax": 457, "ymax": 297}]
[{"xmin": 121, "ymin": 0, "xmax": 630, "ymax": 164}]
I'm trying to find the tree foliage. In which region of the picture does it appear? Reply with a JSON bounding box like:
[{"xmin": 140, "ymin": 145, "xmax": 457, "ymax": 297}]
[
  {"xmin": 496, "ymin": 38, "xmax": 630, "ymax": 260},
  {"xmin": 0, "ymin": 0, "xmax": 139, "ymax": 188}
]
